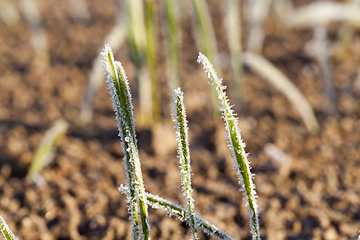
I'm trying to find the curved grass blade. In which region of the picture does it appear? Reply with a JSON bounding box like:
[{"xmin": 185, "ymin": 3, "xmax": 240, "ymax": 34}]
[
  {"xmin": 197, "ymin": 53, "xmax": 261, "ymax": 240},
  {"xmin": 102, "ymin": 45, "xmax": 150, "ymax": 240},
  {"xmin": 172, "ymin": 88, "xmax": 199, "ymax": 240},
  {"xmin": 242, "ymin": 51, "xmax": 320, "ymax": 134},
  {"xmin": 0, "ymin": 215, "xmax": 18, "ymax": 240}
]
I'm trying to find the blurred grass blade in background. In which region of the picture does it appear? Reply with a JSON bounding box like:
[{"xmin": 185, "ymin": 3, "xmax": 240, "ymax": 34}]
[
  {"xmin": 313, "ymin": 25, "xmax": 336, "ymax": 114},
  {"xmin": 163, "ymin": 0, "xmax": 181, "ymax": 108},
  {"xmin": 192, "ymin": 0, "xmax": 221, "ymax": 116},
  {"xmin": 68, "ymin": 0, "xmax": 90, "ymax": 23},
  {"xmin": 80, "ymin": 20, "xmax": 125, "ymax": 127},
  {"xmin": 223, "ymin": 0, "xmax": 244, "ymax": 112},
  {"xmin": 0, "ymin": 0, "xmax": 20, "ymax": 28},
  {"xmin": 246, "ymin": 0, "xmax": 271, "ymax": 53},
  {"xmin": 243, "ymin": 51, "xmax": 320, "ymax": 134},
  {"xmin": 20, "ymin": 0, "xmax": 49, "ymax": 68},
  {"xmin": 286, "ymin": 1, "xmax": 360, "ymax": 27},
  {"xmin": 103, "ymin": 45, "xmax": 151, "ymax": 240},
  {"xmin": 27, "ymin": 119, "xmax": 68, "ymax": 179},
  {"xmin": 124, "ymin": 0, "xmax": 153, "ymax": 128},
  {"xmin": 198, "ymin": 53, "xmax": 261, "ymax": 240},
  {"xmin": 172, "ymin": 88, "xmax": 199, "ymax": 240},
  {"xmin": 0, "ymin": 216, "xmax": 18, "ymax": 240},
  {"xmin": 145, "ymin": 0, "xmax": 160, "ymax": 124}
]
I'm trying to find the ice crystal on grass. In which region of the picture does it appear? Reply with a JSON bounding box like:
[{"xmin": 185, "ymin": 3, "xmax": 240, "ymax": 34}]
[
  {"xmin": 172, "ymin": 88, "xmax": 199, "ymax": 240},
  {"xmin": 102, "ymin": 44, "xmax": 150, "ymax": 240},
  {"xmin": 0, "ymin": 216, "xmax": 18, "ymax": 240},
  {"xmin": 197, "ymin": 52, "xmax": 261, "ymax": 240}
]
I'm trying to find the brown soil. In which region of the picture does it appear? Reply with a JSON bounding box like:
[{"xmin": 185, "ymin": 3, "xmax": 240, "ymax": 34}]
[{"xmin": 1, "ymin": 0, "xmax": 360, "ymax": 240}]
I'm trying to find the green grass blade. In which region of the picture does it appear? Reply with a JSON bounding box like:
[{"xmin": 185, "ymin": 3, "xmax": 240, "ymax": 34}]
[
  {"xmin": 102, "ymin": 45, "xmax": 151, "ymax": 240},
  {"xmin": 0, "ymin": 216, "xmax": 18, "ymax": 240},
  {"xmin": 197, "ymin": 53, "xmax": 261, "ymax": 240},
  {"xmin": 27, "ymin": 119, "xmax": 68, "ymax": 177},
  {"xmin": 172, "ymin": 88, "xmax": 199, "ymax": 240},
  {"xmin": 119, "ymin": 186, "xmax": 234, "ymax": 240}
]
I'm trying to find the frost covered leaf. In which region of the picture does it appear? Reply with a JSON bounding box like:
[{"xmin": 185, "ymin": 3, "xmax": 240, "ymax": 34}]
[
  {"xmin": 172, "ymin": 88, "xmax": 199, "ymax": 240},
  {"xmin": 0, "ymin": 215, "xmax": 18, "ymax": 240},
  {"xmin": 102, "ymin": 44, "xmax": 150, "ymax": 240},
  {"xmin": 197, "ymin": 53, "xmax": 261, "ymax": 240}
]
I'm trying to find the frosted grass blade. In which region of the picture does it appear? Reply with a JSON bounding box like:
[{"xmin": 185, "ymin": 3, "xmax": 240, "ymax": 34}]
[
  {"xmin": 197, "ymin": 53, "xmax": 261, "ymax": 240},
  {"xmin": 172, "ymin": 88, "xmax": 199, "ymax": 240},
  {"xmin": 242, "ymin": 51, "xmax": 320, "ymax": 134},
  {"xmin": 102, "ymin": 45, "xmax": 150, "ymax": 240},
  {"xmin": 0, "ymin": 215, "xmax": 18, "ymax": 240}
]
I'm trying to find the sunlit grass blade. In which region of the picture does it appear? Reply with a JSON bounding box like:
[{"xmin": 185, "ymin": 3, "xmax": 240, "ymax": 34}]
[
  {"xmin": 27, "ymin": 119, "xmax": 68, "ymax": 178},
  {"xmin": 119, "ymin": 186, "xmax": 234, "ymax": 240},
  {"xmin": 80, "ymin": 21, "xmax": 125, "ymax": 127},
  {"xmin": 242, "ymin": 51, "xmax": 320, "ymax": 134},
  {"xmin": 223, "ymin": 0, "xmax": 244, "ymax": 112},
  {"xmin": 0, "ymin": 215, "xmax": 18, "ymax": 240},
  {"xmin": 172, "ymin": 88, "xmax": 199, "ymax": 240},
  {"xmin": 197, "ymin": 53, "xmax": 261, "ymax": 240},
  {"xmin": 102, "ymin": 45, "xmax": 150, "ymax": 240}
]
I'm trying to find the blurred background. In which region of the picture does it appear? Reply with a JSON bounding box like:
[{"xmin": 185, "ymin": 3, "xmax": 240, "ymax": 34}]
[{"xmin": 1, "ymin": 0, "xmax": 360, "ymax": 239}]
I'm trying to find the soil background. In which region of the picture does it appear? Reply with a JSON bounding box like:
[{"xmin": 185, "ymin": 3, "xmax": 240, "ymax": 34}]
[{"xmin": 1, "ymin": 0, "xmax": 360, "ymax": 239}]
